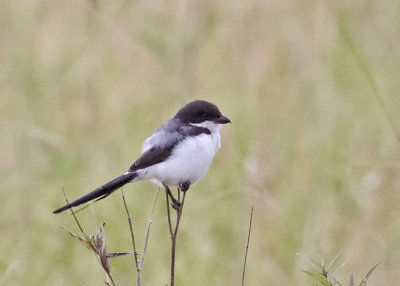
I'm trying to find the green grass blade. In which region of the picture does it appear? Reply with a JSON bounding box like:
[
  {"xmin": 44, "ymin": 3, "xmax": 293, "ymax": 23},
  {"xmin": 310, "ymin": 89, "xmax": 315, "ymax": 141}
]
[
  {"xmin": 297, "ymin": 253, "xmax": 325, "ymax": 272},
  {"xmin": 301, "ymin": 270, "xmax": 330, "ymax": 286},
  {"xmin": 359, "ymin": 260, "xmax": 383, "ymax": 286},
  {"xmin": 327, "ymin": 250, "xmax": 343, "ymax": 272}
]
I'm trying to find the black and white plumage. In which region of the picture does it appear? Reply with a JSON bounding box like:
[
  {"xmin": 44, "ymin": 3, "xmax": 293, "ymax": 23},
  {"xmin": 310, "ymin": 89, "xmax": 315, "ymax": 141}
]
[{"xmin": 53, "ymin": 100, "xmax": 230, "ymax": 214}]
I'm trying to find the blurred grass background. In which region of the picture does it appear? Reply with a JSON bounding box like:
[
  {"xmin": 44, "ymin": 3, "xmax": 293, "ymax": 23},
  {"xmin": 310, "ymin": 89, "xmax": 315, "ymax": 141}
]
[{"xmin": 1, "ymin": 0, "xmax": 400, "ymax": 285}]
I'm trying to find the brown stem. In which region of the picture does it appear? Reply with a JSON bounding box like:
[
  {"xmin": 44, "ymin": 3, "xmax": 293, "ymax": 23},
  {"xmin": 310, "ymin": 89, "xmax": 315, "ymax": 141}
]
[
  {"xmin": 139, "ymin": 188, "xmax": 160, "ymax": 269},
  {"xmin": 121, "ymin": 189, "xmax": 139, "ymax": 274},
  {"xmin": 241, "ymin": 206, "xmax": 254, "ymax": 286},
  {"xmin": 106, "ymin": 272, "xmax": 116, "ymax": 286},
  {"xmin": 166, "ymin": 188, "xmax": 187, "ymax": 286},
  {"xmin": 165, "ymin": 190, "xmax": 173, "ymax": 237}
]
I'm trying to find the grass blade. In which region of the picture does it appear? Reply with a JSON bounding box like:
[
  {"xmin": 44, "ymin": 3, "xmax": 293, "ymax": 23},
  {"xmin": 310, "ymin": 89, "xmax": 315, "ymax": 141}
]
[
  {"xmin": 359, "ymin": 260, "xmax": 383, "ymax": 286},
  {"xmin": 327, "ymin": 250, "xmax": 343, "ymax": 272}
]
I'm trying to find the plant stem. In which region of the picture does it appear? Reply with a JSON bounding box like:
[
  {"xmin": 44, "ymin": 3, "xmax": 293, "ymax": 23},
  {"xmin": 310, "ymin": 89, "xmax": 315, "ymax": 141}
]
[
  {"xmin": 242, "ymin": 206, "xmax": 254, "ymax": 286},
  {"xmin": 121, "ymin": 189, "xmax": 139, "ymax": 283},
  {"xmin": 138, "ymin": 188, "xmax": 160, "ymax": 282},
  {"xmin": 166, "ymin": 188, "xmax": 187, "ymax": 286}
]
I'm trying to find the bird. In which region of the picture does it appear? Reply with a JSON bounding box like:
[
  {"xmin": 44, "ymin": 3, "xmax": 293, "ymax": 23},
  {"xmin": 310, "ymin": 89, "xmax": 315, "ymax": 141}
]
[{"xmin": 53, "ymin": 100, "xmax": 231, "ymax": 214}]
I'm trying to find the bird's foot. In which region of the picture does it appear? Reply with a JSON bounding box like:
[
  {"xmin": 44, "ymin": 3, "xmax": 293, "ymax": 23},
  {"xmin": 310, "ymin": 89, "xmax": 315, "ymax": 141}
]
[
  {"xmin": 171, "ymin": 200, "xmax": 181, "ymax": 212},
  {"xmin": 179, "ymin": 181, "xmax": 190, "ymax": 192}
]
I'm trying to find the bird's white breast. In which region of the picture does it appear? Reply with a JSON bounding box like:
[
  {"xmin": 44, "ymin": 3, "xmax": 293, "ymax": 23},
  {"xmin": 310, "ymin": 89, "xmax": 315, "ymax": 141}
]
[{"xmin": 138, "ymin": 130, "xmax": 221, "ymax": 187}]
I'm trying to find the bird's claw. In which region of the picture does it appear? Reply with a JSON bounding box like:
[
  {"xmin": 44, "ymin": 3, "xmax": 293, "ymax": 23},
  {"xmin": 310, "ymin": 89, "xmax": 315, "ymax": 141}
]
[
  {"xmin": 179, "ymin": 181, "xmax": 190, "ymax": 192},
  {"xmin": 171, "ymin": 201, "xmax": 181, "ymax": 212}
]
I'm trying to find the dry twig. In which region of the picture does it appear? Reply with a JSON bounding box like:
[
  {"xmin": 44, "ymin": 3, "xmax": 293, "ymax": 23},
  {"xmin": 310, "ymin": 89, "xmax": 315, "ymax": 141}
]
[
  {"xmin": 165, "ymin": 187, "xmax": 187, "ymax": 286},
  {"xmin": 242, "ymin": 206, "xmax": 254, "ymax": 286}
]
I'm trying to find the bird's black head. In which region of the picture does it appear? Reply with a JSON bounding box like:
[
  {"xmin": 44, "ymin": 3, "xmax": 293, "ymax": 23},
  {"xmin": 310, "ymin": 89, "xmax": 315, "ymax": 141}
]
[{"xmin": 174, "ymin": 100, "xmax": 231, "ymax": 124}]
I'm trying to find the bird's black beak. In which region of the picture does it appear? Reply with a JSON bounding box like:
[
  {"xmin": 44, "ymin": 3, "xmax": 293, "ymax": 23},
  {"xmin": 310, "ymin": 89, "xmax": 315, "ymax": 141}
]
[{"xmin": 215, "ymin": 115, "xmax": 231, "ymax": 124}]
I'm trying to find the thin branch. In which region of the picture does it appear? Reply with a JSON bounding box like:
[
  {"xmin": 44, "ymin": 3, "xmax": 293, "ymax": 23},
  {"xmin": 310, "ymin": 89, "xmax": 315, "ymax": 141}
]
[
  {"xmin": 166, "ymin": 187, "xmax": 187, "ymax": 286},
  {"xmin": 121, "ymin": 188, "xmax": 139, "ymax": 271},
  {"xmin": 62, "ymin": 186, "xmax": 85, "ymax": 235},
  {"xmin": 173, "ymin": 192, "xmax": 186, "ymax": 237},
  {"xmin": 165, "ymin": 190, "xmax": 173, "ymax": 237},
  {"xmin": 139, "ymin": 188, "xmax": 161, "ymax": 270},
  {"xmin": 242, "ymin": 206, "xmax": 254, "ymax": 286},
  {"xmin": 104, "ymin": 266, "xmax": 116, "ymax": 286}
]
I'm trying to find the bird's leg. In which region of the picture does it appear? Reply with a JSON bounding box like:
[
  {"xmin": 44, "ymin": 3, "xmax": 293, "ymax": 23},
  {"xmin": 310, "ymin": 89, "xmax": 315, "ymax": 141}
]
[
  {"xmin": 164, "ymin": 185, "xmax": 181, "ymax": 211},
  {"xmin": 179, "ymin": 181, "xmax": 190, "ymax": 192}
]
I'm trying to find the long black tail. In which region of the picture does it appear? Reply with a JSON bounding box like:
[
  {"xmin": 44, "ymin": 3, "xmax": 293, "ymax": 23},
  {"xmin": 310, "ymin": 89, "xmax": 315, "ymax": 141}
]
[{"xmin": 53, "ymin": 172, "xmax": 137, "ymax": 214}]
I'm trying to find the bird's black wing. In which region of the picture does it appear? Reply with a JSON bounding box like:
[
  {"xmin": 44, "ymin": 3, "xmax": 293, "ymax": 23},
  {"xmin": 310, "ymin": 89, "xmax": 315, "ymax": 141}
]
[
  {"xmin": 129, "ymin": 145, "xmax": 175, "ymax": 171},
  {"xmin": 129, "ymin": 120, "xmax": 210, "ymax": 172}
]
